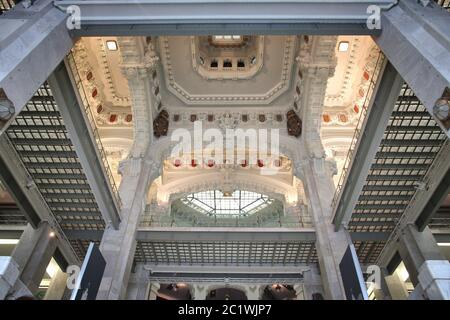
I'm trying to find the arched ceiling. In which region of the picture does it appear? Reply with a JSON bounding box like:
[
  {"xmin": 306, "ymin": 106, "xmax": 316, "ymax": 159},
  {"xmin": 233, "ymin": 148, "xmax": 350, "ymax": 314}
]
[
  {"xmin": 148, "ymin": 168, "xmax": 303, "ymax": 207},
  {"xmin": 70, "ymin": 35, "xmax": 379, "ymax": 187}
]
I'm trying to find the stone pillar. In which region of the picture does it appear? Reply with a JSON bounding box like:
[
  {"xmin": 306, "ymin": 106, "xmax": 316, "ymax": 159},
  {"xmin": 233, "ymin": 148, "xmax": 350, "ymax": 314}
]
[
  {"xmin": 126, "ymin": 264, "xmax": 149, "ymax": 300},
  {"xmin": 0, "ymin": 257, "xmax": 21, "ymax": 300},
  {"xmin": 298, "ymin": 157, "xmax": 355, "ymax": 300},
  {"xmin": 148, "ymin": 282, "xmax": 160, "ymax": 300},
  {"xmin": 118, "ymin": 37, "xmax": 158, "ymax": 159},
  {"xmin": 385, "ymin": 271, "xmax": 409, "ymax": 300},
  {"xmin": 398, "ymin": 224, "xmax": 450, "ymax": 300},
  {"xmin": 245, "ymin": 285, "xmax": 261, "ymax": 300},
  {"xmin": 408, "ymin": 283, "xmax": 426, "ymax": 300},
  {"xmin": 371, "ymin": 267, "xmax": 392, "ymax": 300},
  {"xmin": 44, "ymin": 269, "xmax": 69, "ymax": 300},
  {"xmin": 126, "ymin": 281, "xmax": 150, "ymax": 300},
  {"xmin": 97, "ymin": 158, "xmax": 160, "ymax": 300},
  {"xmin": 302, "ymin": 265, "xmax": 325, "ymax": 300},
  {"xmin": 193, "ymin": 284, "xmax": 208, "ymax": 300},
  {"xmin": 293, "ymin": 284, "xmax": 305, "ymax": 300},
  {"xmin": 10, "ymin": 222, "xmax": 57, "ymax": 294}
]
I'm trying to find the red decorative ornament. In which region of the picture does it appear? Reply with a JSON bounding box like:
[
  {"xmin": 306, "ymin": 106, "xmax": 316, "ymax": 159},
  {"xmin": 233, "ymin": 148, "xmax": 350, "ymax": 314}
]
[
  {"xmin": 96, "ymin": 105, "xmax": 103, "ymax": 114},
  {"xmin": 257, "ymin": 160, "xmax": 264, "ymax": 168},
  {"xmin": 125, "ymin": 114, "xmax": 132, "ymax": 122},
  {"xmin": 207, "ymin": 160, "xmax": 215, "ymax": 167},
  {"xmin": 191, "ymin": 159, "xmax": 197, "ymax": 167},
  {"xmin": 109, "ymin": 114, "xmax": 117, "ymax": 123},
  {"xmin": 339, "ymin": 114, "xmax": 348, "ymax": 123},
  {"xmin": 241, "ymin": 160, "xmax": 247, "ymax": 167},
  {"xmin": 174, "ymin": 159, "xmax": 181, "ymax": 167},
  {"xmin": 363, "ymin": 71, "xmax": 370, "ymax": 81},
  {"xmin": 353, "ymin": 105, "xmax": 360, "ymax": 114},
  {"xmin": 92, "ymin": 88, "xmax": 98, "ymax": 98},
  {"xmin": 358, "ymin": 88, "xmax": 365, "ymax": 98},
  {"xmin": 86, "ymin": 71, "xmax": 93, "ymax": 81}
]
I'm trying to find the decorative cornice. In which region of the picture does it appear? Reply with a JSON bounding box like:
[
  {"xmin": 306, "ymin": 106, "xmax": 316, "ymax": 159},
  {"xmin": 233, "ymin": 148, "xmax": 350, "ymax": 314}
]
[
  {"xmin": 322, "ymin": 44, "xmax": 382, "ymax": 127},
  {"xmin": 297, "ymin": 36, "xmax": 338, "ymax": 158},
  {"xmin": 71, "ymin": 39, "xmax": 133, "ymax": 128},
  {"xmin": 160, "ymin": 36, "xmax": 296, "ymax": 105},
  {"xmin": 190, "ymin": 36, "xmax": 264, "ymax": 80},
  {"xmin": 118, "ymin": 37, "xmax": 155, "ymax": 158}
]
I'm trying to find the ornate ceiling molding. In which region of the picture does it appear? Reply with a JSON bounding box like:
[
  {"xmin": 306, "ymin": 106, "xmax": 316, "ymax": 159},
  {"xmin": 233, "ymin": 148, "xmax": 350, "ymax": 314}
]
[
  {"xmin": 156, "ymin": 171, "xmax": 299, "ymax": 205},
  {"xmin": 159, "ymin": 36, "xmax": 296, "ymax": 105},
  {"xmin": 147, "ymin": 131, "xmax": 306, "ymax": 169},
  {"xmin": 71, "ymin": 38, "xmax": 133, "ymax": 129},
  {"xmin": 190, "ymin": 36, "xmax": 264, "ymax": 80},
  {"xmin": 322, "ymin": 43, "xmax": 382, "ymax": 127},
  {"xmin": 297, "ymin": 35, "xmax": 338, "ymax": 158},
  {"xmin": 118, "ymin": 37, "xmax": 156, "ymax": 158}
]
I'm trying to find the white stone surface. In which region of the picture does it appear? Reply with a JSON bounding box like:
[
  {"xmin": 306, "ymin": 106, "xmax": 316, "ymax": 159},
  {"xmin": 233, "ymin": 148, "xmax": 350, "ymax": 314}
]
[
  {"xmin": 418, "ymin": 260, "xmax": 450, "ymax": 300},
  {"xmin": 0, "ymin": 257, "xmax": 20, "ymax": 299}
]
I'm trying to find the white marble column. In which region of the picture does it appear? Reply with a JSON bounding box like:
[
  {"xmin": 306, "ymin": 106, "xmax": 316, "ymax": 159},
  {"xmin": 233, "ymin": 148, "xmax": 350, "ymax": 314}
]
[
  {"xmin": 97, "ymin": 158, "xmax": 160, "ymax": 300},
  {"xmin": 118, "ymin": 37, "xmax": 158, "ymax": 159},
  {"xmin": 298, "ymin": 157, "xmax": 354, "ymax": 300},
  {"xmin": 302, "ymin": 265, "xmax": 325, "ymax": 300},
  {"xmin": 148, "ymin": 282, "xmax": 160, "ymax": 300},
  {"xmin": 245, "ymin": 285, "xmax": 261, "ymax": 300},
  {"xmin": 293, "ymin": 284, "xmax": 305, "ymax": 300},
  {"xmin": 398, "ymin": 224, "xmax": 450, "ymax": 300},
  {"xmin": 44, "ymin": 269, "xmax": 69, "ymax": 300},
  {"xmin": 0, "ymin": 257, "xmax": 21, "ymax": 300},
  {"xmin": 10, "ymin": 222, "xmax": 58, "ymax": 295},
  {"xmin": 372, "ymin": 267, "xmax": 392, "ymax": 300},
  {"xmin": 126, "ymin": 265, "xmax": 150, "ymax": 300},
  {"xmin": 385, "ymin": 271, "xmax": 409, "ymax": 300},
  {"xmin": 193, "ymin": 284, "xmax": 208, "ymax": 300}
]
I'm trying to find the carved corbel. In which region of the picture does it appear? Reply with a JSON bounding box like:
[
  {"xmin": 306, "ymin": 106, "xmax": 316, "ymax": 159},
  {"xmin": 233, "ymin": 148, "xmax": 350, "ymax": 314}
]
[
  {"xmin": 293, "ymin": 162, "xmax": 306, "ymax": 180},
  {"xmin": 143, "ymin": 41, "xmax": 160, "ymax": 71},
  {"xmin": 310, "ymin": 156, "xmax": 337, "ymax": 178},
  {"xmin": 146, "ymin": 158, "xmax": 163, "ymax": 182},
  {"xmin": 324, "ymin": 158, "xmax": 338, "ymax": 177}
]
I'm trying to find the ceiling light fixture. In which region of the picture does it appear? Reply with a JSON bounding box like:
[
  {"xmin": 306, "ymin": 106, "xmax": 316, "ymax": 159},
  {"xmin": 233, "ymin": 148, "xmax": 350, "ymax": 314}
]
[
  {"xmin": 437, "ymin": 243, "xmax": 450, "ymax": 246},
  {"xmin": 0, "ymin": 239, "xmax": 19, "ymax": 245},
  {"xmin": 106, "ymin": 40, "xmax": 118, "ymax": 51},
  {"xmin": 338, "ymin": 41, "xmax": 349, "ymax": 52},
  {"xmin": 49, "ymin": 231, "xmax": 56, "ymax": 238}
]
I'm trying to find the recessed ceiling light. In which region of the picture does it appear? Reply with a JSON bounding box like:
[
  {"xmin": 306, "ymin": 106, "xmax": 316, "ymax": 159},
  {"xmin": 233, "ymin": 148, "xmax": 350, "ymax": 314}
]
[
  {"xmin": 49, "ymin": 231, "xmax": 55, "ymax": 238},
  {"xmin": 437, "ymin": 243, "xmax": 450, "ymax": 246},
  {"xmin": 106, "ymin": 40, "xmax": 118, "ymax": 51},
  {"xmin": 0, "ymin": 239, "xmax": 19, "ymax": 245},
  {"xmin": 338, "ymin": 41, "xmax": 349, "ymax": 52}
]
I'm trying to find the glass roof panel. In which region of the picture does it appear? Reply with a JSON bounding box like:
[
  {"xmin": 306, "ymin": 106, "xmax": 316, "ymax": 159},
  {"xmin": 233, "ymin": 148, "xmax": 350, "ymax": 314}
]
[{"xmin": 181, "ymin": 190, "xmax": 273, "ymax": 217}]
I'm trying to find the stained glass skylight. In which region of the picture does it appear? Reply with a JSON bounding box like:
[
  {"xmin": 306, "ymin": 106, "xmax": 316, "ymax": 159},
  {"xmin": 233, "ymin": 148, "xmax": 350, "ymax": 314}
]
[{"xmin": 181, "ymin": 190, "xmax": 273, "ymax": 217}]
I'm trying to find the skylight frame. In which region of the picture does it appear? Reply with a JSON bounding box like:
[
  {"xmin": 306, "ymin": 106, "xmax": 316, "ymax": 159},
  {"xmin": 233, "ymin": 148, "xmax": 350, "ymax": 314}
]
[{"xmin": 181, "ymin": 190, "xmax": 272, "ymax": 217}]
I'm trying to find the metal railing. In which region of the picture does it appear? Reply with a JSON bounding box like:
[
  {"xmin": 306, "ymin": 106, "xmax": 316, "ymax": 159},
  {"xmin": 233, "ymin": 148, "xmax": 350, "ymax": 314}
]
[
  {"xmin": 331, "ymin": 52, "xmax": 386, "ymax": 211},
  {"xmin": 140, "ymin": 207, "xmax": 313, "ymax": 229},
  {"xmin": 66, "ymin": 52, "xmax": 122, "ymax": 209}
]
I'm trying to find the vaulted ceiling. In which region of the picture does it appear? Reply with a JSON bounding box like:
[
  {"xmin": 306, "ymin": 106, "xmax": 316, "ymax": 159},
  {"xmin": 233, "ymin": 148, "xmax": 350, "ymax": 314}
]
[{"xmin": 71, "ymin": 35, "xmax": 379, "ymax": 186}]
